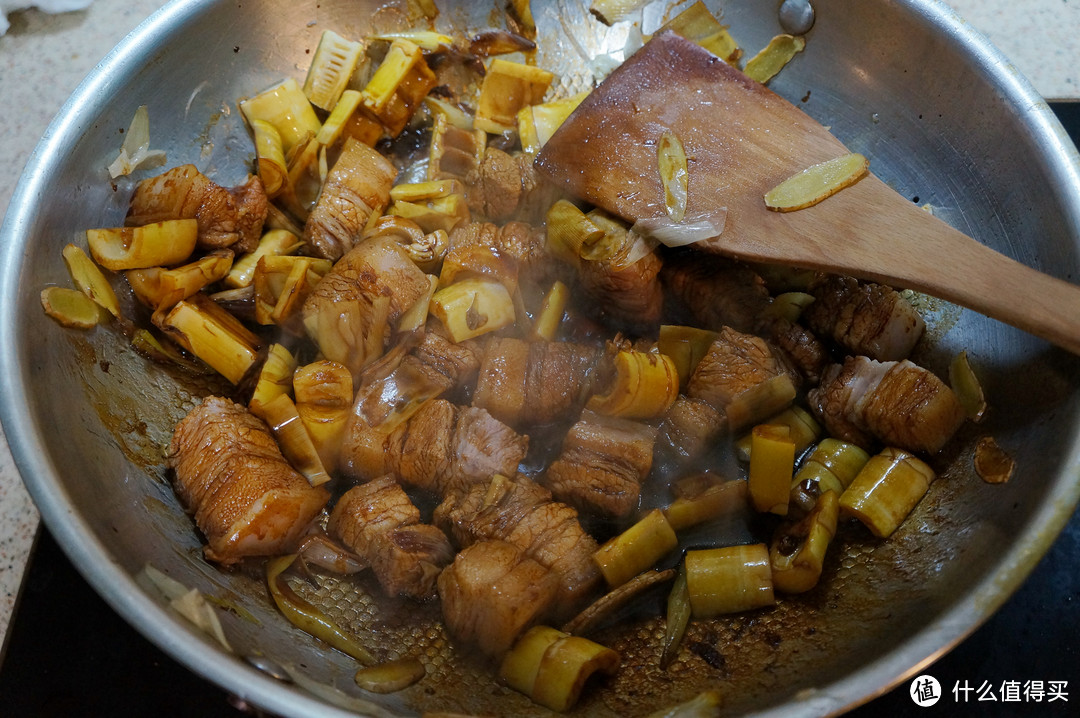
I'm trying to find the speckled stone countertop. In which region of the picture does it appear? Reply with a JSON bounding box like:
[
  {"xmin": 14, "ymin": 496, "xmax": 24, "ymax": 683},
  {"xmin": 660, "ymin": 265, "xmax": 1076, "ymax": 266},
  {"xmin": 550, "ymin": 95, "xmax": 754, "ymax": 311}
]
[{"xmin": 0, "ymin": 0, "xmax": 1077, "ymax": 652}]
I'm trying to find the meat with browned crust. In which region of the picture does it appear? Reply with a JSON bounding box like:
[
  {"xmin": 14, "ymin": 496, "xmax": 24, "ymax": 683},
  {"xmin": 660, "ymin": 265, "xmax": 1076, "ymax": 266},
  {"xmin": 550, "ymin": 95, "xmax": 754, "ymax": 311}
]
[
  {"xmin": 169, "ymin": 396, "xmax": 329, "ymax": 565},
  {"xmin": 803, "ymin": 275, "xmax": 925, "ymax": 361},
  {"xmin": 327, "ymin": 476, "xmax": 453, "ymax": 599}
]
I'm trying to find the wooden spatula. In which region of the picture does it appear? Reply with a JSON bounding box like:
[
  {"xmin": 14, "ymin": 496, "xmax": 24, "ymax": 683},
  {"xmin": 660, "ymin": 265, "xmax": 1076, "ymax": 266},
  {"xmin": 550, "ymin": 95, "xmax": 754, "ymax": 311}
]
[{"xmin": 535, "ymin": 31, "xmax": 1080, "ymax": 355}]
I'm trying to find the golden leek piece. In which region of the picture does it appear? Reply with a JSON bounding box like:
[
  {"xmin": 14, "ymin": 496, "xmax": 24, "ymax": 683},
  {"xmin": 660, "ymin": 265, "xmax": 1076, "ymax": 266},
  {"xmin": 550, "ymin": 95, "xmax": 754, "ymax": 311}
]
[
  {"xmin": 62, "ymin": 243, "xmax": 120, "ymax": 318},
  {"xmin": 240, "ymin": 78, "xmax": 323, "ymax": 155},
  {"xmin": 278, "ymin": 133, "xmax": 323, "ymax": 221},
  {"xmin": 770, "ymin": 490, "xmax": 839, "ymax": 594},
  {"xmin": 293, "ymin": 359, "xmax": 354, "ymax": 473},
  {"xmin": 397, "ymin": 274, "xmax": 438, "ymax": 334},
  {"xmin": 764, "ymin": 152, "xmax": 869, "ymax": 212},
  {"xmin": 657, "ymin": 324, "xmax": 719, "ymax": 387},
  {"xmin": 266, "ymin": 555, "xmax": 375, "ymax": 664},
  {"xmin": 250, "ymin": 343, "xmax": 298, "ymax": 410},
  {"xmin": 659, "ymin": 1, "xmax": 741, "ymax": 64},
  {"xmin": 734, "ymin": 405, "xmax": 820, "ymax": 462},
  {"xmin": 87, "ymin": 219, "xmax": 198, "ymax": 271},
  {"xmin": 428, "ymin": 112, "xmax": 487, "ymax": 180},
  {"xmin": 389, "ymin": 179, "xmax": 465, "ymax": 203},
  {"xmin": 40, "ymin": 286, "xmax": 104, "ymax": 329},
  {"xmin": 658, "ymin": 130, "xmax": 689, "ymax": 223},
  {"xmin": 425, "ymin": 96, "xmax": 475, "ymax": 131},
  {"xmin": 474, "ymin": 58, "xmax": 554, "ymax": 135},
  {"xmin": 499, "ymin": 625, "xmax": 620, "ymax": 713},
  {"xmin": 790, "ymin": 438, "xmax": 870, "ymax": 515},
  {"xmin": 225, "ymin": 229, "xmax": 301, "ymax": 289},
  {"xmin": 315, "ymin": 89, "xmax": 363, "ymax": 147},
  {"xmin": 765, "ymin": 291, "xmax": 816, "ymax": 323},
  {"xmin": 107, "ymin": 105, "xmax": 167, "ymax": 179},
  {"xmin": 251, "ymin": 393, "xmax": 331, "ymax": 487},
  {"xmin": 726, "ymin": 373, "xmax": 797, "ymax": 432},
  {"xmin": 251, "ymin": 119, "xmax": 288, "ymax": 196},
  {"xmin": 530, "ymin": 280, "xmax": 569, "ymax": 341},
  {"xmin": 517, "ymin": 92, "xmax": 589, "ymax": 155},
  {"xmin": 586, "ymin": 350, "xmax": 679, "ymax": 419},
  {"xmin": 160, "ymin": 293, "xmax": 261, "ymax": 384},
  {"xmin": 506, "ymin": 0, "xmax": 536, "ymax": 39},
  {"xmin": 840, "ymin": 447, "xmax": 935, "ymax": 538},
  {"xmin": 303, "ymin": 30, "xmax": 365, "ymax": 111},
  {"xmin": 561, "ymin": 568, "xmax": 675, "ymax": 637},
  {"xmin": 131, "ymin": 328, "xmax": 208, "ymax": 372},
  {"xmin": 744, "ymin": 34, "xmax": 806, "ymax": 84},
  {"xmin": 253, "ymin": 255, "xmax": 332, "ymax": 327},
  {"xmin": 126, "ymin": 250, "xmax": 233, "ymax": 312},
  {"xmin": 354, "ymin": 657, "xmax": 426, "ymax": 693},
  {"xmin": 664, "ymin": 478, "xmax": 748, "ymax": 531},
  {"xmin": 748, "ymin": 424, "xmax": 794, "ymax": 515},
  {"xmin": 660, "ymin": 565, "xmax": 690, "ymax": 669},
  {"xmin": 372, "ymin": 30, "xmax": 454, "ymax": 51},
  {"xmin": 545, "ymin": 199, "xmax": 605, "ymax": 265},
  {"xmin": 361, "ymin": 39, "xmax": 437, "ymax": 137},
  {"xmin": 430, "ymin": 277, "xmax": 515, "ymax": 342},
  {"xmin": 949, "ymin": 350, "xmax": 987, "ymax": 422},
  {"xmin": 388, "ymin": 193, "xmax": 470, "ymax": 234},
  {"xmin": 589, "ymin": 0, "xmax": 648, "ymax": 25},
  {"xmin": 684, "ymin": 544, "xmax": 774, "ymax": 618},
  {"xmin": 593, "ymin": 509, "xmax": 678, "ymax": 587}
]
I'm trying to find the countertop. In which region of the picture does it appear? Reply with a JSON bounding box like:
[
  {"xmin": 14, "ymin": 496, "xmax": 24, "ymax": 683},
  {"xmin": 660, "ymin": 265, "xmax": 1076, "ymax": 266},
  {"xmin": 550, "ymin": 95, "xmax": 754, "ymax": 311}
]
[{"xmin": 0, "ymin": 0, "xmax": 1078, "ymax": 704}]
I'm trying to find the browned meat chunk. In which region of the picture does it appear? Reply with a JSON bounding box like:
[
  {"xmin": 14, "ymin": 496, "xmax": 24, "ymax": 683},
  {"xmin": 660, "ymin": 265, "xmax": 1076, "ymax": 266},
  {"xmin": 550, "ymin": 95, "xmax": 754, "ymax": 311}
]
[
  {"xmin": 434, "ymin": 474, "xmax": 601, "ymax": 612},
  {"xmin": 658, "ymin": 395, "xmax": 728, "ymax": 461},
  {"xmin": 304, "ymin": 139, "xmax": 397, "ymax": 261},
  {"xmin": 472, "ymin": 337, "xmax": 600, "ymax": 427},
  {"xmin": 803, "ymin": 275, "xmax": 925, "ymax": 361},
  {"xmin": 579, "ymin": 248, "xmax": 664, "ymax": 333},
  {"xmin": 302, "ymin": 236, "xmax": 431, "ymax": 375},
  {"xmin": 545, "ymin": 411, "xmax": 657, "ymax": 518},
  {"xmin": 437, "ymin": 540, "xmax": 558, "ymax": 656},
  {"xmin": 809, "ymin": 355, "xmax": 966, "ymax": 454},
  {"xmin": 327, "ymin": 476, "xmax": 453, "ymax": 598},
  {"xmin": 410, "ymin": 319, "xmax": 485, "ymax": 390},
  {"xmin": 661, "ymin": 250, "xmax": 771, "ymax": 334},
  {"xmin": 341, "ymin": 399, "xmax": 529, "ymax": 494},
  {"xmin": 687, "ymin": 326, "xmax": 788, "ymax": 411},
  {"xmin": 465, "ymin": 147, "xmax": 542, "ymax": 222},
  {"xmin": 127, "ymin": 165, "xmax": 267, "ymax": 253},
  {"xmin": 168, "ymin": 396, "xmax": 329, "ymax": 565},
  {"xmin": 764, "ymin": 316, "xmax": 829, "ymax": 385}
]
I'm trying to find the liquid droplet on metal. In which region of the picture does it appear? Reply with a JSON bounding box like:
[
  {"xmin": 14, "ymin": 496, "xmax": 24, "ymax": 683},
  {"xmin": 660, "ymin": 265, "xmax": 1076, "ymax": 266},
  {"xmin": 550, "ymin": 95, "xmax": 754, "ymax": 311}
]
[{"xmin": 779, "ymin": 0, "xmax": 816, "ymax": 36}]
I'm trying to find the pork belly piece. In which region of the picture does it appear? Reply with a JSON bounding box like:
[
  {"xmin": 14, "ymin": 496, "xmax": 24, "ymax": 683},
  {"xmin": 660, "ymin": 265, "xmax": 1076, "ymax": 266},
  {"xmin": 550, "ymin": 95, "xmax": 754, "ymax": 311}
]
[
  {"xmin": 661, "ymin": 250, "xmax": 771, "ymax": 334},
  {"xmin": 438, "ymin": 539, "xmax": 559, "ymax": 657},
  {"xmin": 809, "ymin": 355, "xmax": 965, "ymax": 454},
  {"xmin": 545, "ymin": 411, "xmax": 657, "ymax": 518},
  {"xmin": 302, "ymin": 236, "xmax": 430, "ymax": 375},
  {"xmin": 687, "ymin": 326, "xmax": 790, "ymax": 410},
  {"xmin": 411, "ymin": 319, "xmax": 485, "ymax": 391},
  {"xmin": 472, "ymin": 337, "xmax": 600, "ymax": 428},
  {"xmin": 340, "ymin": 399, "xmax": 529, "ymax": 494},
  {"xmin": 579, "ymin": 247, "xmax": 665, "ymax": 333},
  {"xmin": 465, "ymin": 147, "xmax": 542, "ymax": 222},
  {"xmin": 327, "ymin": 476, "xmax": 453, "ymax": 599},
  {"xmin": 803, "ymin": 275, "xmax": 925, "ymax": 361},
  {"xmin": 168, "ymin": 396, "xmax": 329, "ymax": 565},
  {"xmin": 304, "ymin": 139, "xmax": 397, "ymax": 261},
  {"xmin": 658, "ymin": 395, "xmax": 728, "ymax": 461},
  {"xmin": 127, "ymin": 165, "xmax": 267, "ymax": 253},
  {"xmin": 765, "ymin": 316, "xmax": 829, "ymax": 385},
  {"xmin": 434, "ymin": 474, "xmax": 601, "ymax": 611}
]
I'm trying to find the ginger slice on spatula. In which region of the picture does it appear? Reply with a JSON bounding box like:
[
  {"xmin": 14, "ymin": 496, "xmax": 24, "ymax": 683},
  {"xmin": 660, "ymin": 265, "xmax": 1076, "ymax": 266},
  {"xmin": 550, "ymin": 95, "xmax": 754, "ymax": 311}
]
[{"xmin": 535, "ymin": 31, "xmax": 1080, "ymax": 355}]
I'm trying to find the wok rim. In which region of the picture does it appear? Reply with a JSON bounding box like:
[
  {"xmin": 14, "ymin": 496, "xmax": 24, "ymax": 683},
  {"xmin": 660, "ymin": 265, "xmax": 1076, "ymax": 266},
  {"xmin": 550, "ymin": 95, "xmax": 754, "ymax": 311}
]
[{"xmin": 1, "ymin": 1, "xmax": 1078, "ymax": 716}]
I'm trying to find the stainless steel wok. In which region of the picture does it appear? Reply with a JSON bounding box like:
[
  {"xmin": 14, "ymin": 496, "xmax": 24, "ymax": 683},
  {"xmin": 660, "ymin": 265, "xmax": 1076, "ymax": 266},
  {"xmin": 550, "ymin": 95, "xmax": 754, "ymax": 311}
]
[{"xmin": 2, "ymin": 0, "xmax": 1079, "ymax": 715}]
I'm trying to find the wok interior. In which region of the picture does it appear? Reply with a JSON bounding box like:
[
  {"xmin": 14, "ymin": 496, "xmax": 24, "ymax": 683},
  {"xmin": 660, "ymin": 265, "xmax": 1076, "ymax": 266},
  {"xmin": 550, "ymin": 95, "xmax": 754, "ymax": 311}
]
[{"xmin": 9, "ymin": 0, "xmax": 1080, "ymax": 715}]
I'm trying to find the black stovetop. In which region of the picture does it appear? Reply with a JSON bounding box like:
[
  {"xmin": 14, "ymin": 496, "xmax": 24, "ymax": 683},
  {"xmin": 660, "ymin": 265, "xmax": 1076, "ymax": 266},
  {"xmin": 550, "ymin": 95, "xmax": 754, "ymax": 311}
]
[{"xmin": 2, "ymin": 105, "xmax": 1079, "ymax": 718}]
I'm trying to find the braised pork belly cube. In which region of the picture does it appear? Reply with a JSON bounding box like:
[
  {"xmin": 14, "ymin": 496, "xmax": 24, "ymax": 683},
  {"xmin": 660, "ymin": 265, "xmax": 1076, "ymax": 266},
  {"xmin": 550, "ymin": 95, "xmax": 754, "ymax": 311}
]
[
  {"xmin": 303, "ymin": 139, "xmax": 398, "ymax": 261},
  {"xmin": 803, "ymin": 275, "xmax": 926, "ymax": 361},
  {"xmin": 472, "ymin": 337, "xmax": 600, "ymax": 427},
  {"xmin": 434, "ymin": 474, "xmax": 601, "ymax": 613},
  {"xmin": 340, "ymin": 398, "xmax": 529, "ymax": 495},
  {"xmin": 661, "ymin": 250, "xmax": 772, "ymax": 334},
  {"xmin": 301, "ymin": 236, "xmax": 431, "ymax": 375},
  {"xmin": 765, "ymin": 315, "xmax": 829, "ymax": 385},
  {"xmin": 327, "ymin": 476, "xmax": 453, "ymax": 599},
  {"xmin": 437, "ymin": 539, "xmax": 558, "ymax": 657},
  {"xmin": 411, "ymin": 319, "xmax": 485, "ymax": 392},
  {"xmin": 465, "ymin": 147, "xmax": 545, "ymax": 223},
  {"xmin": 545, "ymin": 411, "xmax": 657, "ymax": 518},
  {"xmin": 658, "ymin": 395, "xmax": 728, "ymax": 461},
  {"xmin": 127, "ymin": 165, "xmax": 267, "ymax": 253},
  {"xmin": 809, "ymin": 356, "xmax": 965, "ymax": 455},
  {"xmin": 578, "ymin": 246, "xmax": 664, "ymax": 333},
  {"xmin": 168, "ymin": 396, "xmax": 329, "ymax": 565}
]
